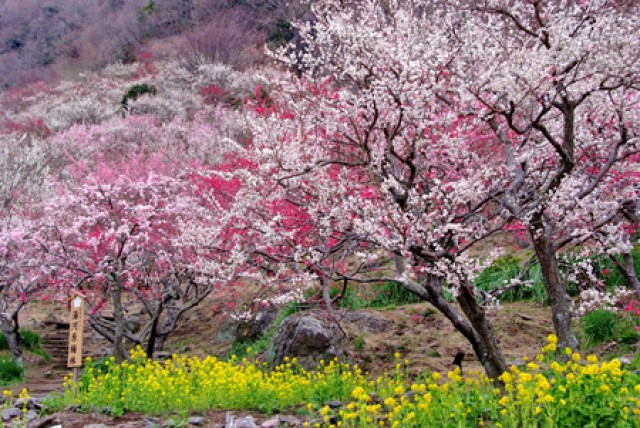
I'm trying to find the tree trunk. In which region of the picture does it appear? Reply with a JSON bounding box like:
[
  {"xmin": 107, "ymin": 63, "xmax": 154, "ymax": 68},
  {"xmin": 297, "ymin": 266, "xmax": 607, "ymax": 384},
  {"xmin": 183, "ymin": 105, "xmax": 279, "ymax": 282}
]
[
  {"xmin": 621, "ymin": 252, "xmax": 640, "ymax": 300},
  {"xmin": 530, "ymin": 225, "xmax": 579, "ymax": 351},
  {"xmin": 404, "ymin": 275, "xmax": 507, "ymax": 379},
  {"xmin": 112, "ymin": 279, "xmax": 126, "ymax": 363},
  {"xmin": 456, "ymin": 282, "xmax": 507, "ymax": 380},
  {"xmin": 0, "ymin": 317, "xmax": 22, "ymax": 367},
  {"xmin": 145, "ymin": 313, "xmax": 160, "ymax": 357}
]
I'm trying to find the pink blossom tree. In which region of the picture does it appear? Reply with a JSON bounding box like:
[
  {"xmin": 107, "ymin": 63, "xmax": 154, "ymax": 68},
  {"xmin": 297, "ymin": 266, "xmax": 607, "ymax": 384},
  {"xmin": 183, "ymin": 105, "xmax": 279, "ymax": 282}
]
[
  {"xmin": 34, "ymin": 163, "xmax": 212, "ymax": 361},
  {"xmin": 193, "ymin": 0, "xmax": 640, "ymax": 376}
]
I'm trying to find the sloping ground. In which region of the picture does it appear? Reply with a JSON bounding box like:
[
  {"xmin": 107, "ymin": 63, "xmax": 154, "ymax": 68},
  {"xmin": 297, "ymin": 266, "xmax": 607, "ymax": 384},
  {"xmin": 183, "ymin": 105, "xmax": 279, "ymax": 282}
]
[{"xmin": 12, "ymin": 298, "xmax": 638, "ymax": 395}]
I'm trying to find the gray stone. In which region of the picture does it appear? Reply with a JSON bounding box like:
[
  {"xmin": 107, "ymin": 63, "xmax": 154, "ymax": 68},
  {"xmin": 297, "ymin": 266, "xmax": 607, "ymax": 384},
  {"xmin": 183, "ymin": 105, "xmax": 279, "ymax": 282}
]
[
  {"xmin": 278, "ymin": 415, "xmax": 302, "ymax": 427},
  {"xmin": 260, "ymin": 416, "xmax": 279, "ymax": 428},
  {"xmin": 269, "ymin": 311, "xmax": 345, "ymax": 370},
  {"xmin": 13, "ymin": 398, "xmax": 28, "ymax": 409},
  {"xmin": 233, "ymin": 416, "xmax": 258, "ymax": 428},
  {"xmin": 323, "ymin": 400, "xmax": 342, "ymax": 409},
  {"xmin": 26, "ymin": 409, "xmax": 38, "ymax": 422},
  {"xmin": 152, "ymin": 351, "xmax": 171, "ymax": 360},
  {"xmin": 342, "ymin": 311, "xmax": 391, "ymax": 334},
  {"xmin": 509, "ymin": 357, "xmax": 526, "ymax": 368},
  {"xmin": 188, "ymin": 416, "xmax": 205, "ymax": 426},
  {"xmin": 144, "ymin": 417, "xmax": 161, "ymax": 427},
  {"xmin": 618, "ymin": 357, "xmax": 632, "ymax": 365},
  {"xmin": 1, "ymin": 408, "xmax": 21, "ymax": 422}
]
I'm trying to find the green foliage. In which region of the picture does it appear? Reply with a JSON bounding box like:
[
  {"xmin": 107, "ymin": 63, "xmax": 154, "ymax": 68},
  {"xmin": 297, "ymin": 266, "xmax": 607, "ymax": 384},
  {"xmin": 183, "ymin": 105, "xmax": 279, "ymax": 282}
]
[
  {"xmin": 592, "ymin": 247, "xmax": 640, "ymax": 290},
  {"xmin": 267, "ymin": 19, "xmax": 294, "ymax": 47},
  {"xmin": 139, "ymin": 0, "xmax": 158, "ymax": 16},
  {"xmin": 0, "ymin": 356, "xmax": 23, "ymax": 383},
  {"xmin": 338, "ymin": 281, "xmax": 422, "ymax": 310},
  {"xmin": 52, "ymin": 342, "xmax": 640, "ymax": 427},
  {"xmin": 228, "ymin": 301, "xmax": 306, "ymax": 360},
  {"xmin": 0, "ymin": 330, "xmax": 49, "ymax": 360},
  {"xmin": 121, "ymin": 83, "xmax": 157, "ymax": 108},
  {"xmin": 354, "ymin": 335, "xmax": 365, "ymax": 352},
  {"xmin": 579, "ymin": 309, "xmax": 639, "ymax": 348},
  {"xmin": 474, "ymin": 255, "xmax": 549, "ymax": 304}
]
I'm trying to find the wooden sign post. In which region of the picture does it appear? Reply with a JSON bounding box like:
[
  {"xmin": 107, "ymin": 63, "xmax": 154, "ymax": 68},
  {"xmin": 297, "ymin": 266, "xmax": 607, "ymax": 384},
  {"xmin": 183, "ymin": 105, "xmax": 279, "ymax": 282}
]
[{"xmin": 68, "ymin": 293, "xmax": 86, "ymax": 385}]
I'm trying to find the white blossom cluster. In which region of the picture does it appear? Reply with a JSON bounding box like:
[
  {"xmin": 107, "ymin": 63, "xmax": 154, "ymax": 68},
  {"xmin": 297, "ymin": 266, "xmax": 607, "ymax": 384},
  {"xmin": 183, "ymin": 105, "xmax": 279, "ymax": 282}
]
[
  {"xmin": 573, "ymin": 287, "xmax": 635, "ymax": 316},
  {"xmin": 230, "ymin": 288, "xmax": 305, "ymax": 321}
]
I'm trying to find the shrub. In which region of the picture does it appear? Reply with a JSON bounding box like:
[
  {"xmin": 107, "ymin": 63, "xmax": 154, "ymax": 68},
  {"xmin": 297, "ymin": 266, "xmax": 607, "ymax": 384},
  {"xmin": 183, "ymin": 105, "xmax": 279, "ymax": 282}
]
[
  {"xmin": 0, "ymin": 357, "xmax": 23, "ymax": 383},
  {"xmin": 0, "ymin": 330, "xmax": 49, "ymax": 360},
  {"xmin": 121, "ymin": 83, "xmax": 157, "ymax": 109},
  {"xmin": 579, "ymin": 308, "xmax": 639, "ymax": 347},
  {"xmin": 474, "ymin": 255, "xmax": 550, "ymax": 303},
  {"xmin": 338, "ymin": 281, "xmax": 422, "ymax": 310}
]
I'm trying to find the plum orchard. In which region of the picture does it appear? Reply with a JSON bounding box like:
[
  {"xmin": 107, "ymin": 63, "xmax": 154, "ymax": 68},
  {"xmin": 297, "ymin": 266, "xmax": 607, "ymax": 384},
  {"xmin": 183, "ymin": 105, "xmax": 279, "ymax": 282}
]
[{"xmin": 190, "ymin": 0, "xmax": 640, "ymax": 377}]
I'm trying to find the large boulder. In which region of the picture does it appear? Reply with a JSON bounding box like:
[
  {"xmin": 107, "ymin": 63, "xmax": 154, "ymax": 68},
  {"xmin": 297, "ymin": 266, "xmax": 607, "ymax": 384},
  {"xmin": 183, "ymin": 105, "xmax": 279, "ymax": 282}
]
[{"xmin": 269, "ymin": 310, "xmax": 390, "ymax": 370}]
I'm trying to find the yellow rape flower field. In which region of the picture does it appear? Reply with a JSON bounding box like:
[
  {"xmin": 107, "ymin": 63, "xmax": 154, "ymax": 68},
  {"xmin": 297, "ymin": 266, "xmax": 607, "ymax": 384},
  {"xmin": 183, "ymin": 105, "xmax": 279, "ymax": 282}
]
[{"xmin": 41, "ymin": 336, "xmax": 639, "ymax": 428}]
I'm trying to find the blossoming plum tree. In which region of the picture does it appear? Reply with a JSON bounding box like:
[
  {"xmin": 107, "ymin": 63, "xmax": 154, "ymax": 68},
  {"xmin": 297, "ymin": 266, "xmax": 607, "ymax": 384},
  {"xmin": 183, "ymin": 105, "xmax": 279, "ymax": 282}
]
[
  {"xmin": 195, "ymin": 0, "xmax": 639, "ymax": 377},
  {"xmin": 34, "ymin": 161, "xmax": 212, "ymax": 361}
]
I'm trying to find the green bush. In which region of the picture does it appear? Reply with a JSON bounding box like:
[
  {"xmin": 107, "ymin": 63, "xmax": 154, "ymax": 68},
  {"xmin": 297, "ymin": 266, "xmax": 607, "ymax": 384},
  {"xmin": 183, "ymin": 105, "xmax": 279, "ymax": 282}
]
[
  {"xmin": 338, "ymin": 281, "xmax": 422, "ymax": 310},
  {"xmin": 591, "ymin": 247, "xmax": 640, "ymax": 290},
  {"xmin": 267, "ymin": 19, "xmax": 294, "ymax": 47},
  {"xmin": 579, "ymin": 309, "xmax": 639, "ymax": 348},
  {"xmin": 474, "ymin": 255, "xmax": 549, "ymax": 303},
  {"xmin": 121, "ymin": 83, "xmax": 157, "ymax": 109},
  {"xmin": 0, "ymin": 356, "xmax": 23, "ymax": 383},
  {"xmin": 0, "ymin": 330, "xmax": 50, "ymax": 360}
]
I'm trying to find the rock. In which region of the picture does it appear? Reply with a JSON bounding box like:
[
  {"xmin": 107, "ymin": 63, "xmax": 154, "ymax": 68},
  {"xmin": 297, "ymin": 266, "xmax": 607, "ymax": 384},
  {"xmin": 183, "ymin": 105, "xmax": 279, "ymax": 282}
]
[
  {"xmin": 30, "ymin": 396, "xmax": 45, "ymax": 410},
  {"xmin": 214, "ymin": 317, "xmax": 241, "ymax": 345},
  {"xmin": 278, "ymin": 415, "xmax": 302, "ymax": 426},
  {"xmin": 14, "ymin": 398, "xmax": 28, "ymax": 408},
  {"xmin": 84, "ymin": 425, "xmax": 110, "ymax": 428},
  {"xmin": 236, "ymin": 306, "xmax": 278, "ymax": 343},
  {"xmin": 342, "ymin": 312, "xmax": 391, "ymax": 334},
  {"xmin": 26, "ymin": 409, "xmax": 38, "ymax": 422},
  {"xmin": 508, "ymin": 357, "xmax": 526, "ymax": 368},
  {"xmin": 269, "ymin": 311, "xmax": 345, "ymax": 370},
  {"xmin": 260, "ymin": 416, "xmax": 279, "ymax": 428},
  {"xmin": 1, "ymin": 408, "xmax": 21, "ymax": 421},
  {"xmin": 125, "ymin": 316, "xmax": 142, "ymax": 333},
  {"xmin": 618, "ymin": 357, "xmax": 632, "ymax": 365},
  {"xmin": 188, "ymin": 416, "xmax": 205, "ymax": 426},
  {"xmin": 152, "ymin": 351, "xmax": 171, "ymax": 360},
  {"xmin": 323, "ymin": 400, "xmax": 342, "ymax": 409},
  {"xmin": 144, "ymin": 417, "xmax": 161, "ymax": 427},
  {"xmin": 233, "ymin": 416, "xmax": 258, "ymax": 428}
]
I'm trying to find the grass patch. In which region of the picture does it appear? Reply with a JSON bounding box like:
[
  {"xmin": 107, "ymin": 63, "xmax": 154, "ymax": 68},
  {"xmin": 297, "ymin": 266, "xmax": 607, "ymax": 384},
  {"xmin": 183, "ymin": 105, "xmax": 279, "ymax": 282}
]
[
  {"xmin": 0, "ymin": 329, "xmax": 50, "ymax": 360},
  {"xmin": 579, "ymin": 308, "xmax": 640, "ymax": 348},
  {"xmin": 0, "ymin": 356, "xmax": 23, "ymax": 384},
  {"xmin": 474, "ymin": 255, "xmax": 549, "ymax": 303},
  {"xmin": 338, "ymin": 281, "xmax": 422, "ymax": 310}
]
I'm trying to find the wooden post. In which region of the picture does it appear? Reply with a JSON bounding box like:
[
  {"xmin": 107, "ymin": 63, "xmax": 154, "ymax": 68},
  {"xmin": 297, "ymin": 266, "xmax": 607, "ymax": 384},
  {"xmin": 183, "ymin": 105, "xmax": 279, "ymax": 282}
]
[{"xmin": 67, "ymin": 293, "xmax": 86, "ymax": 388}]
